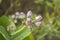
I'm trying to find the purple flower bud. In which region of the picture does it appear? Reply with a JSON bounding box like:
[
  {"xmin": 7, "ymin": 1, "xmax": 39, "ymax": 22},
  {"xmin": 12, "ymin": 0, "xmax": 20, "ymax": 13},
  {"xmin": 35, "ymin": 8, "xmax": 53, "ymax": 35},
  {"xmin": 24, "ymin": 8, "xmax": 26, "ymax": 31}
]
[
  {"xmin": 26, "ymin": 18, "xmax": 33, "ymax": 31},
  {"xmin": 36, "ymin": 15, "xmax": 42, "ymax": 21},
  {"xmin": 27, "ymin": 10, "xmax": 32, "ymax": 17},
  {"xmin": 26, "ymin": 18, "xmax": 32, "ymax": 25}
]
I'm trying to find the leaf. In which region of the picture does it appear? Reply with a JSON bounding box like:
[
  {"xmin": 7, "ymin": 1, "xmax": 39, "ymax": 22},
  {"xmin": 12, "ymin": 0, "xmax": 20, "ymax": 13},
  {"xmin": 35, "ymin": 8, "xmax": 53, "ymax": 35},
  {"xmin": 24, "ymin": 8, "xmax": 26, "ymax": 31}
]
[
  {"xmin": 0, "ymin": 34, "xmax": 5, "ymax": 40},
  {"xmin": 11, "ymin": 25, "xmax": 31, "ymax": 40},
  {"xmin": 24, "ymin": 33, "xmax": 34, "ymax": 40},
  {"xmin": 0, "ymin": 26, "xmax": 11, "ymax": 40},
  {"xmin": 0, "ymin": 16, "xmax": 13, "ymax": 27},
  {"xmin": 0, "ymin": 16, "xmax": 16, "ymax": 31}
]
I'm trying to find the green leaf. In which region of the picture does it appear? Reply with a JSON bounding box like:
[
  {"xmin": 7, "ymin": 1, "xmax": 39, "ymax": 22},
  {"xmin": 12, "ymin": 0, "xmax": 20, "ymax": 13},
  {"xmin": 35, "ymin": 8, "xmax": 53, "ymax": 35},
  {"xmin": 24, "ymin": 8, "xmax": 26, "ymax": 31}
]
[
  {"xmin": 24, "ymin": 33, "xmax": 34, "ymax": 40},
  {"xmin": 0, "ymin": 26, "xmax": 11, "ymax": 40},
  {"xmin": 0, "ymin": 16, "xmax": 16, "ymax": 31},
  {"xmin": 11, "ymin": 25, "xmax": 31, "ymax": 40},
  {"xmin": 0, "ymin": 16, "xmax": 13, "ymax": 27}
]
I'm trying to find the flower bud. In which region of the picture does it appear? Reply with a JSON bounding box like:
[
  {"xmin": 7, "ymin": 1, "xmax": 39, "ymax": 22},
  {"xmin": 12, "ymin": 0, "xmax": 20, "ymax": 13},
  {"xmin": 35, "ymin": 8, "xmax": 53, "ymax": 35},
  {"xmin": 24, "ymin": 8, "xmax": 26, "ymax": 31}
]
[
  {"xmin": 36, "ymin": 15, "xmax": 42, "ymax": 21},
  {"xmin": 18, "ymin": 12, "xmax": 25, "ymax": 19},
  {"xmin": 26, "ymin": 18, "xmax": 33, "ymax": 31},
  {"xmin": 27, "ymin": 10, "xmax": 32, "ymax": 17},
  {"xmin": 14, "ymin": 19, "xmax": 17, "ymax": 23},
  {"xmin": 26, "ymin": 18, "xmax": 32, "ymax": 25},
  {"xmin": 7, "ymin": 24, "xmax": 16, "ymax": 32},
  {"xmin": 35, "ymin": 21, "xmax": 41, "ymax": 27},
  {"xmin": 15, "ymin": 12, "xmax": 20, "ymax": 19}
]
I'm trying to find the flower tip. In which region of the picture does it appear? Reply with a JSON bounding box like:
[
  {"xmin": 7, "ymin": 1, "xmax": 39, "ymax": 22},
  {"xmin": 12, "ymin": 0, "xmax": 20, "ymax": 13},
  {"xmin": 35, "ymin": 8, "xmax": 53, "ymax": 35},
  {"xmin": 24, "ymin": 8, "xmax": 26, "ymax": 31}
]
[{"xmin": 27, "ymin": 10, "xmax": 32, "ymax": 17}]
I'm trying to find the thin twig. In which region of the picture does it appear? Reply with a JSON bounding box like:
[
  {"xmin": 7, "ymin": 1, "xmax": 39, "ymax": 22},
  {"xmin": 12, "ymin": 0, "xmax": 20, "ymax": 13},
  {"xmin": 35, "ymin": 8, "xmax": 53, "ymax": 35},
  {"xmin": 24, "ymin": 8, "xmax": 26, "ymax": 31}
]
[{"xmin": 4, "ymin": 0, "xmax": 14, "ymax": 16}]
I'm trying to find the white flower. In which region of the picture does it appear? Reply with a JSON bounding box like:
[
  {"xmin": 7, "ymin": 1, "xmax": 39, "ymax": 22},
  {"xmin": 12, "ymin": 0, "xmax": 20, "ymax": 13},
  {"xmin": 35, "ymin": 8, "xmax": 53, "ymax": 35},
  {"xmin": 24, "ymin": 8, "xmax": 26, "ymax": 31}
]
[
  {"xmin": 36, "ymin": 15, "xmax": 42, "ymax": 21},
  {"xmin": 14, "ymin": 19, "xmax": 17, "ymax": 23},
  {"xmin": 15, "ymin": 12, "xmax": 19, "ymax": 16},
  {"xmin": 10, "ymin": 15, "xmax": 15, "ymax": 19},
  {"xmin": 35, "ymin": 21, "xmax": 41, "ymax": 27},
  {"xmin": 27, "ymin": 10, "xmax": 32, "ymax": 17},
  {"xmin": 18, "ymin": 12, "xmax": 25, "ymax": 19},
  {"xmin": 7, "ymin": 24, "xmax": 16, "ymax": 32}
]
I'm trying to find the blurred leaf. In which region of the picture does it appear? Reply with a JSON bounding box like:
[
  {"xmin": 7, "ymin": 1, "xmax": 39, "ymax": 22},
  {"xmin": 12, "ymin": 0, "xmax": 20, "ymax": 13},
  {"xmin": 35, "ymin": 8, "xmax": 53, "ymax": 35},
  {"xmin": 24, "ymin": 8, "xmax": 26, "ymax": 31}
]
[
  {"xmin": 54, "ymin": 0, "xmax": 60, "ymax": 8},
  {"xmin": 46, "ymin": 1, "xmax": 53, "ymax": 7},
  {"xmin": 0, "ymin": 26, "xmax": 11, "ymax": 40},
  {"xmin": 45, "ymin": 12, "xmax": 51, "ymax": 22},
  {"xmin": 0, "ymin": 16, "xmax": 14, "ymax": 27},
  {"xmin": 11, "ymin": 25, "xmax": 31, "ymax": 40},
  {"xmin": 37, "ymin": 22, "xmax": 48, "ymax": 40},
  {"xmin": 24, "ymin": 33, "xmax": 34, "ymax": 40}
]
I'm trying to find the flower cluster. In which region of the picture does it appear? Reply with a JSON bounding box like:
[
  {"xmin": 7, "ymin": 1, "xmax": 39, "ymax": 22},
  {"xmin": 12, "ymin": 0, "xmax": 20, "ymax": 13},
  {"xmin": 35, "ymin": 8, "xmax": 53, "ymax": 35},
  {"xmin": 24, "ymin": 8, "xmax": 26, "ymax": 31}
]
[{"xmin": 9, "ymin": 10, "xmax": 43, "ymax": 31}]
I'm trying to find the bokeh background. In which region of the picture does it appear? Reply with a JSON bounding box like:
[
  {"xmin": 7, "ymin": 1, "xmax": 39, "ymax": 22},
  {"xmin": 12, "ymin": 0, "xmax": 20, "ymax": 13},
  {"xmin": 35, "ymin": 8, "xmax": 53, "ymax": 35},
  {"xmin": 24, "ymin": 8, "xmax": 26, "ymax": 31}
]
[{"xmin": 0, "ymin": 0, "xmax": 57, "ymax": 16}]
